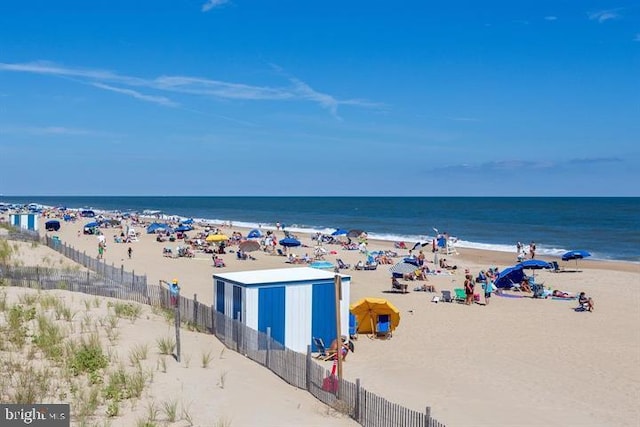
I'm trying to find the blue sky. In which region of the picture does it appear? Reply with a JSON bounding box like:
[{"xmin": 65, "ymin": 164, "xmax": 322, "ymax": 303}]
[{"xmin": 1, "ymin": 1, "xmax": 638, "ymax": 196}]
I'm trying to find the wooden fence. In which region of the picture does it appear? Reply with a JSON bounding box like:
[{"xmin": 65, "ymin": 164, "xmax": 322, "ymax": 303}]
[{"xmin": 1, "ymin": 232, "xmax": 446, "ymax": 427}]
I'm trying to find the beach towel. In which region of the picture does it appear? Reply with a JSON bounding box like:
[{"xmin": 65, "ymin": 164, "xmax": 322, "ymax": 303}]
[
  {"xmin": 496, "ymin": 293, "xmax": 525, "ymax": 299},
  {"xmin": 552, "ymin": 296, "xmax": 577, "ymax": 301}
]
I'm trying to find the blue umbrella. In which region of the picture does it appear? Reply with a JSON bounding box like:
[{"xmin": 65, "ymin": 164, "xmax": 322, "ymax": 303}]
[
  {"xmin": 331, "ymin": 229, "xmax": 348, "ymax": 236},
  {"xmin": 562, "ymin": 250, "xmax": 591, "ymax": 261},
  {"xmin": 562, "ymin": 250, "xmax": 591, "ymax": 269},
  {"xmin": 84, "ymin": 221, "xmax": 99, "ymax": 229},
  {"xmin": 175, "ymin": 225, "xmax": 192, "ymax": 232},
  {"xmin": 494, "ymin": 266, "xmax": 525, "ymax": 289},
  {"xmin": 181, "ymin": 218, "xmax": 194, "ymax": 224},
  {"xmin": 279, "ymin": 237, "xmax": 301, "ymax": 247},
  {"xmin": 517, "ymin": 259, "xmax": 551, "ymax": 277}
]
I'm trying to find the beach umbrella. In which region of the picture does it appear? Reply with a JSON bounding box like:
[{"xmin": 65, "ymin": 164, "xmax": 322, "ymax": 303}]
[
  {"xmin": 350, "ymin": 298, "xmax": 400, "ymax": 334},
  {"xmin": 411, "ymin": 241, "xmax": 430, "ymax": 251},
  {"xmin": 206, "ymin": 234, "xmax": 229, "ymax": 242},
  {"xmin": 279, "ymin": 237, "xmax": 301, "ymax": 247},
  {"xmin": 561, "ymin": 250, "xmax": 591, "ymax": 269},
  {"xmin": 181, "ymin": 218, "xmax": 194, "ymax": 225},
  {"xmin": 494, "ymin": 266, "xmax": 525, "ymax": 289},
  {"xmin": 175, "ymin": 225, "xmax": 192, "ymax": 232},
  {"xmin": 331, "ymin": 229, "xmax": 348, "ymax": 236},
  {"xmin": 84, "ymin": 221, "xmax": 99, "ymax": 229},
  {"xmin": 516, "ymin": 259, "xmax": 552, "ymax": 277},
  {"xmin": 389, "ymin": 262, "xmax": 418, "ymax": 275},
  {"xmin": 347, "ymin": 229, "xmax": 365, "ymax": 238},
  {"xmin": 239, "ymin": 240, "xmax": 261, "ymax": 252}
]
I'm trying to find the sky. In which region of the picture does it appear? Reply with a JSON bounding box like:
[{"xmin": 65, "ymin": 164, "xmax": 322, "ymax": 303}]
[{"xmin": 0, "ymin": 1, "xmax": 638, "ymax": 196}]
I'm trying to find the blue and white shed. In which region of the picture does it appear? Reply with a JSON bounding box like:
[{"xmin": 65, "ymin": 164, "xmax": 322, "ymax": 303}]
[
  {"xmin": 9, "ymin": 213, "xmax": 39, "ymax": 231},
  {"xmin": 213, "ymin": 267, "xmax": 351, "ymax": 353}
]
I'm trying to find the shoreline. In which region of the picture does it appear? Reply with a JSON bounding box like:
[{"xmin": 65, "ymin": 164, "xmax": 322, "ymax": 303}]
[{"xmin": 3, "ymin": 199, "xmax": 638, "ymax": 263}]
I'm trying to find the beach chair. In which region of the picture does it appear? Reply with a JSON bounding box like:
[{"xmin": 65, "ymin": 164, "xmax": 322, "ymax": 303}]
[
  {"xmin": 453, "ymin": 288, "xmax": 466, "ymax": 303},
  {"xmin": 375, "ymin": 314, "xmax": 392, "ymax": 339},
  {"xmin": 349, "ymin": 313, "xmax": 358, "ymax": 340},
  {"xmin": 336, "ymin": 259, "xmax": 351, "ymax": 269},
  {"xmin": 391, "ymin": 278, "xmax": 409, "ymax": 293},
  {"xmin": 550, "ymin": 261, "xmax": 566, "ymax": 273},
  {"xmin": 312, "ymin": 337, "xmax": 337, "ymax": 361},
  {"xmin": 441, "ymin": 290, "xmax": 453, "ymax": 303},
  {"xmin": 364, "ymin": 261, "xmax": 378, "ymax": 271}
]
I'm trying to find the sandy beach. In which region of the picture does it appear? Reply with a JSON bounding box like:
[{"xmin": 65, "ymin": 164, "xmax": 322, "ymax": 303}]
[{"xmin": 3, "ymin": 214, "xmax": 640, "ymax": 426}]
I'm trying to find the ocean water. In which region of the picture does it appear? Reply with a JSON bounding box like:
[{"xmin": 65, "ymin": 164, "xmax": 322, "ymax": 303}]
[{"xmin": 2, "ymin": 196, "xmax": 639, "ymax": 262}]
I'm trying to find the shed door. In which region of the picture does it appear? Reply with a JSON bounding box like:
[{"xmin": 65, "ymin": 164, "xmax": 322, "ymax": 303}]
[
  {"xmin": 258, "ymin": 286, "xmax": 285, "ymax": 346},
  {"xmin": 215, "ymin": 280, "xmax": 225, "ymax": 314},
  {"xmin": 311, "ymin": 283, "xmax": 337, "ymax": 352},
  {"xmin": 13, "ymin": 215, "xmax": 20, "ymax": 226},
  {"xmin": 232, "ymin": 285, "xmax": 242, "ymax": 321}
]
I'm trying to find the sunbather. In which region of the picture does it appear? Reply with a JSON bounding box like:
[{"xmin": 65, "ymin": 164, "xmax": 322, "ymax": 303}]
[
  {"xmin": 329, "ymin": 336, "xmax": 351, "ymax": 361},
  {"xmin": 520, "ymin": 277, "xmax": 532, "ymax": 292}
]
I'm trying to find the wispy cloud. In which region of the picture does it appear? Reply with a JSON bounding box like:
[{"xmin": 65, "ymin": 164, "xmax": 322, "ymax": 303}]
[
  {"xmin": 0, "ymin": 124, "xmax": 99, "ymax": 136},
  {"xmin": 91, "ymin": 82, "xmax": 177, "ymax": 106},
  {"xmin": 202, "ymin": 0, "xmax": 228, "ymax": 12},
  {"xmin": 588, "ymin": 9, "xmax": 620, "ymax": 23},
  {"xmin": 544, "ymin": 16, "xmax": 557, "ymax": 21},
  {"xmin": 0, "ymin": 61, "xmax": 377, "ymax": 118}
]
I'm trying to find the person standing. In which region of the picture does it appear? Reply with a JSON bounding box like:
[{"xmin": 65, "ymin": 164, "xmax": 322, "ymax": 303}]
[
  {"xmin": 127, "ymin": 246, "xmax": 133, "ymax": 259},
  {"xmin": 529, "ymin": 241, "xmax": 536, "ymax": 259},
  {"xmin": 169, "ymin": 278, "xmax": 180, "ymax": 307},
  {"xmin": 464, "ymin": 274, "xmax": 475, "ymax": 305},
  {"xmin": 484, "ymin": 278, "xmax": 494, "ymax": 305}
]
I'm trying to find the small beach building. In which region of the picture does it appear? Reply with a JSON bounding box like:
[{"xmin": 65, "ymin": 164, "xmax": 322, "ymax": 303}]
[
  {"xmin": 9, "ymin": 213, "xmax": 39, "ymax": 231},
  {"xmin": 212, "ymin": 267, "xmax": 351, "ymax": 353}
]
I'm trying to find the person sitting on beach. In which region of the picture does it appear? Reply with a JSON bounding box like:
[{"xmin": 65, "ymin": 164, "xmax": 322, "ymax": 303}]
[
  {"xmin": 476, "ymin": 271, "xmax": 487, "ymax": 283},
  {"xmin": 578, "ymin": 292, "xmax": 594, "ymax": 312},
  {"xmin": 329, "ymin": 336, "xmax": 351, "ymax": 361},
  {"xmin": 414, "ymin": 268, "xmax": 427, "ymax": 281},
  {"xmin": 392, "ymin": 277, "xmax": 409, "ymax": 293},
  {"xmin": 439, "ymin": 258, "xmax": 457, "ymax": 270},
  {"xmin": 520, "ymin": 277, "xmax": 532, "ymax": 293}
]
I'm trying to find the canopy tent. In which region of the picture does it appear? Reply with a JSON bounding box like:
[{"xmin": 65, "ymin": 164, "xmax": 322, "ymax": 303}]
[
  {"xmin": 146, "ymin": 223, "xmax": 173, "ymax": 234},
  {"xmin": 350, "ymin": 298, "xmax": 400, "ymax": 334}
]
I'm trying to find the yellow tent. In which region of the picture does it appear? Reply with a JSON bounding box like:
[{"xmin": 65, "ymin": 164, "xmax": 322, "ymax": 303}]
[
  {"xmin": 206, "ymin": 234, "xmax": 229, "ymax": 242},
  {"xmin": 350, "ymin": 297, "xmax": 400, "ymax": 334}
]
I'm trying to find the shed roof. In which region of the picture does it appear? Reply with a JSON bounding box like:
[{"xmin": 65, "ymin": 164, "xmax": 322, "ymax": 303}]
[{"xmin": 213, "ymin": 267, "xmax": 350, "ymax": 286}]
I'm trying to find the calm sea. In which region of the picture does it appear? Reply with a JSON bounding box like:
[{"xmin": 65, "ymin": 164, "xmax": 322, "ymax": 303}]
[{"xmin": 2, "ymin": 197, "xmax": 638, "ymax": 262}]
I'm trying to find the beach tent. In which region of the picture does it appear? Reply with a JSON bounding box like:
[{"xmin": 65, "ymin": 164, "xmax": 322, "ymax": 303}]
[
  {"xmin": 175, "ymin": 225, "xmax": 193, "ymax": 232},
  {"xmin": 247, "ymin": 229, "xmax": 262, "ymax": 239},
  {"xmin": 350, "ymin": 298, "xmax": 400, "ymax": 335},
  {"xmin": 146, "ymin": 223, "xmax": 172, "ymax": 234}
]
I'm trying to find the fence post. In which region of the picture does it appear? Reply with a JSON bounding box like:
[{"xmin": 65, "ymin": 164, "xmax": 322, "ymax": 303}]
[
  {"xmin": 211, "ymin": 305, "xmax": 216, "ymax": 334},
  {"xmin": 86, "ymin": 270, "xmax": 90, "ymax": 287},
  {"xmin": 425, "ymin": 406, "xmax": 431, "ymax": 426},
  {"xmin": 266, "ymin": 327, "xmax": 271, "ymax": 368},
  {"xmin": 193, "ymin": 294, "xmax": 199, "ymax": 326},
  {"xmin": 121, "ymin": 265, "xmax": 124, "ymax": 283},
  {"xmin": 174, "ymin": 292, "xmax": 181, "ymax": 363},
  {"xmin": 306, "ymin": 345, "xmax": 312, "ymax": 392},
  {"xmin": 355, "ymin": 378, "xmax": 361, "ymax": 423}
]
